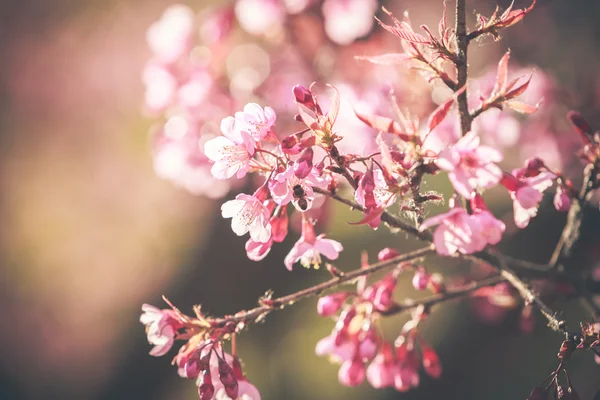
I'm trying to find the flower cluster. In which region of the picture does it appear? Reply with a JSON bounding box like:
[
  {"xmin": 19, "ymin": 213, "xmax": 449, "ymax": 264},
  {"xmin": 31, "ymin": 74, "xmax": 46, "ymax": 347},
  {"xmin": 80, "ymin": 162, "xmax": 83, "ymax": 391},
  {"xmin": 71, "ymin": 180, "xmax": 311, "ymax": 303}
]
[
  {"xmin": 139, "ymin": 0, "xmax": 600, "ymax": 399},
  {"xmin": 315, "ymin": 264, "xmax": 442, "ymax": 391}
]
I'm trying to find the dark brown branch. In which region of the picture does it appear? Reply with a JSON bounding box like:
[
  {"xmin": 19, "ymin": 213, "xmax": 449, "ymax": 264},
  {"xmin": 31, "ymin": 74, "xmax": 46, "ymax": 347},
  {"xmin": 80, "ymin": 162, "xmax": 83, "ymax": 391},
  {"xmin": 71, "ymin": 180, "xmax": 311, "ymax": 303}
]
[
  {"xmin": 455, "ymin": 0, "xmax": 471, "ymax": 135},
  {"xmin": 212, "ymin": 246, "xmax": 435, "ymax": 327}
]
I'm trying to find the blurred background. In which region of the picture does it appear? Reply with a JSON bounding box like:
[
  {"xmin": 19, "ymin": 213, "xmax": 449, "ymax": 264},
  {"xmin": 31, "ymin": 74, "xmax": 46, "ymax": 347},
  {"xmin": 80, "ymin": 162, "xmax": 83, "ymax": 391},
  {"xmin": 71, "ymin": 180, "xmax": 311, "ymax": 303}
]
[{"xmin": 0, "ymin": 0, "xmax": 599, "ymax": 399}]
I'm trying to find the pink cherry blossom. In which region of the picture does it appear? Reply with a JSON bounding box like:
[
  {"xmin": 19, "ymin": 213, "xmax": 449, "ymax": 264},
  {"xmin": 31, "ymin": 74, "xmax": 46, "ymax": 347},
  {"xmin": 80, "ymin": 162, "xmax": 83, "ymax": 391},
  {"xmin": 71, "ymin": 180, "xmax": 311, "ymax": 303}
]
[
  {"xmin": 204, "ymin": 116, "xmax": 256, "ymax": 180},
  {"xmin": 140, "ymin": 304, "xmax": 183, "ymax": 357},
  {"xmin": 366, "ymin": 346, "xmax": 395, "ymax": 388},
  {"xmin": 322, "ymin": 0, "xmax": 378, "ymax": 45},
  {"xmin": 354, "ymin": 167, "xmax": 396, "ymax": 229},
  {"xmin": 338, "ymin": 357, "xmax": 366, "ymax": 387},
  {"xmin": 234, "ymin": 103, "xmax": 277, "ymax": 140},
  {"xmin": 221, "ymin": 187, "xmax": 272, "ymax": 243},
  {"xmin": 245, "ymin": 237, "xmax": 273, "ymax": 261},
  {"xmin": 284, "ymin": 218, "xmax": 343, "ymax": 270},
  {"xmin": 470, "ymin": 194, "xmax": 506, "ymax": 245},
  {"xmin": 234, "ymin": 0, "xmax": 286, "ymax": 36},
  {"xmin": 419, "ymin": 206, "xmax": 487, "ymax": 256},
  {"xmin": 502, "ymin": 171, "xmax": 555, "ymax": 228},
  {"xmin": 146, "ymin": 4, "xmax": 195, "ymax": 64},
  {"xmin": 269, "ymin": 165, "xmax": 329, "ymax": 212},
  {"xmin": 142, "ymin": 62, "xmax": 177, "ymax": 114},
  {"xmin": 315, "ymin": 332, "xmax": 355, "ymax": 362},
  {"xmin": 153, "ymin": 116, "xmax": 232, "ymax": 198},
  {"xmin": 436, "ymin": 131, "xmax": 503, "ymax": 197}
]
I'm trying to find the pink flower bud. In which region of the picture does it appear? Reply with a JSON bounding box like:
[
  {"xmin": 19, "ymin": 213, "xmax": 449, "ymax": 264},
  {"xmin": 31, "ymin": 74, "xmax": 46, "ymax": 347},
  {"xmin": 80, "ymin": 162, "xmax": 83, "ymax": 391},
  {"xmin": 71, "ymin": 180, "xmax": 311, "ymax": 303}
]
[
  {"xmin": 525, "ymin": 157, "xmax": 545, "ymax": 173},
  {"xmin": 294, "ymin": 147, "xmax": 314, "ymax": 179},
  {"xmin": 317, "ymin": 292, "xmax": 349, "ymax": 317},
  {"xmin": 428, "ymin": 273, "xmax": 445, "ymax": 293},
  {"xmin": 500, "ymin": 172, "xmax": 519, "ymax": 192},
  {"xmin": 373, "ymin": 275, "xmax": 397, "ymax": 311},
  {"xmin": 394, "ymin": 365, "xmax": 419, "ymax": 392},
  {"xmin": 421, "ymin": 346, "xmax": 442, "ymax": 379},
  {"xmin": 378, "ymin": 247, "xmax": 399, "ymax": 261},
  {"xmin": 184, "ymin": 358, "xmax": 202, "ymax": 379},
  {"xmin": 412, "ymin": 268, "xmax": 430, "ymax": 291},
  {"xmin": 198, "ymin": 370, "xmax": 214, "ymax": 400},
  {"xmin": 554, "ymin": 187, "xmax": 571, "ymax": 212},
  {"xmin": 366, "ymin": 354, "xmax": 394, "ymax": 388},
  {"xmin": 293, "ymin": 85, "xmax": 316, "ymax": 110},
  {"xmin": 270, "ymin": 209, "xmax": 288, "ymax": 243},
  {"xmin": 338, "ymin": 358, "xmax": 366, "ymax": 387},
  {"xmin": 218, "ymin": 358, "xmax": 237, "ymax": 386},
  {"xmin": 281, "ymin": 134, "xmax": 301, "ymax": 155}
]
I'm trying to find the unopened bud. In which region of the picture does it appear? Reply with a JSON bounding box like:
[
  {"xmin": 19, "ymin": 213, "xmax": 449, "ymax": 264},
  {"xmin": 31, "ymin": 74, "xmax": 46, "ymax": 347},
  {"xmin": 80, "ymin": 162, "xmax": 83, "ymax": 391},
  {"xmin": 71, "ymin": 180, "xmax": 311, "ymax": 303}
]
[
  {"xmin": 377, "ymin": 248, "xmax": 399, "ymax": 262},
  {"xmin": 293, "ymin": 85, "xmax": 315, "ymax": 109},
  {"xmin": 317, "ymin": 292, "xmax": 349, "ymax": 317},
  {"xmin": 421, "ymin": 345, "xmax": 442, "ymax": 379},
  {"xmin": 412, "ymin": 268, "xmax": 430, "ymax": 291},
  {"xmin": 338, "ymin": 357, "xmax": 365, "ymax": 387},
  {"xmin": 294, "ymin": 147, "xmax": 314, "ymax": 179},
  {"xmin": 198, "ymin": 370, "xmax": 214, "ymax": 400},
  {"xmin": 554, "ymin": 187, "xmax": 571, "ymax": 212},
  {"xmin": 428, "ymin": 273, "xmax": 445, "ymax": 293},
  {"xmin": 526, "ymin": 157, "xmax": 545, "ymax": 173}
]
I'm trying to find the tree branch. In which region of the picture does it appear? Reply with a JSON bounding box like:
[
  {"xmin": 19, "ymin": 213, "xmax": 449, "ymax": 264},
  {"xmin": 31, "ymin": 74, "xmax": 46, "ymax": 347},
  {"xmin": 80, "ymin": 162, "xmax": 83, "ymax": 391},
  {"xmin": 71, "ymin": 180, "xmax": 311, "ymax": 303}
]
[
  {"xmin": 212, "ymin": 246, "xmax": 435, "ymax": 327},
  {"xmin": 455, "ymin": 0, "xmax": 471, "ymax": 135}
]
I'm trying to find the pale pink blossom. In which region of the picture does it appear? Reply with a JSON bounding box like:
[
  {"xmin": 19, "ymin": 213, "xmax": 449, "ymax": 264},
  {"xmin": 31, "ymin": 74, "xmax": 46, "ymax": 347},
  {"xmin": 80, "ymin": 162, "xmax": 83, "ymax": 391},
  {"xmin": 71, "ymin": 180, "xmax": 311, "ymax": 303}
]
[
  {"xmin": 322, "ymin": 0, "xmax": 378, "ymax": 45},
  {"xmin": 143, "ymin": 62, "xmax": 177, "ymax": 113},
  {"xmin": 354, "ymin": 167, "xmax": 396, "ymax": 229},
  {"xmin": 234, "ymin": 103, "xmax": 277, "ymax": 140},
  {"xmin": 502, "ymin": 171, "xmax": 555, "ymax": 228},
  {"xmin": 315, "ymin": 332, "xmax": 355, "ymax": 362},
  {"xmin": 204, "ymin": 117, "xmax": 256, "ymax": 180},
  {"xmin": 419, "ymin": 206, "xmax": 487, "ymax": 256},
  {"xmin": 284, "ymin": 218, "xmax": 343, "ymax": 270},
  {"xmin": 366, "ymin": 347, "xmax": 395, "ymax": 388},
  {"xmin": 221, "ymin": 187, "xmax": 272, "ymax": 243},
  {"xmin": 140, "ymin": 304, "xmax": 182, "ymax": 357},
  {"xmin": 153, "ymin": 116, "xmax": 232, "ymax": 198},
  {"xmin": 470, "ymin": 194, "xmax": 506, "ymax": 245},
  {"xmin": 436, "ymin": 131, "xmax": 503, "ymax": 197},
  {"xmin": 245, "ymin": 237, "xmax": 273, "ymax": 261},
  {"xmin": 269, "ymin": 165, "xmax": 329, "ymax": 212},
  {"xmin": 338, "ymin": 357, "xmax": 366, "ymax": 387},
  {"xmin": 147, "ymin": 5, "xmax": 195, "ymax": 64},
  {"xmin": 234, "ymin": 0, "xmax": 285, "ymax": 36}
]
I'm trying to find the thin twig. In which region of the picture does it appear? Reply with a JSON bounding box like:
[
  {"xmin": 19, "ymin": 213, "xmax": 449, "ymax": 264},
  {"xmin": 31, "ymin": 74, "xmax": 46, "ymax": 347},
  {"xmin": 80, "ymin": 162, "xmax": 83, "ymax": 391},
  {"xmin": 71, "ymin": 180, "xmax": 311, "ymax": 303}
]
[
  {"xmin": 549, "ymin": 164, "xmax": 596, "ymax": 269},
  {"xmin": 212, "ymin": 246, "xmax": 435, "ymax": 327},
  {"xmin": 380, "ymin": 275, "xmax": 506, "ymax": 315},
  {"xmin": 455, "ymin": 0, "xmax": 471, "ymax": 135}
]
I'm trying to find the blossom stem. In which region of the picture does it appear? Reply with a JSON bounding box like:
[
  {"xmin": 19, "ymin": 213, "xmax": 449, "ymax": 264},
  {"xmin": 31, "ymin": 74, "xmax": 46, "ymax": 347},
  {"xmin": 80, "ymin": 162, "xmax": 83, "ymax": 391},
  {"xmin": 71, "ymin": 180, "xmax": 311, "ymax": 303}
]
[
  {"xmin": 549, "ymin": 164, "xmax": 597, "ymax": 269},
  {"xmin": 212, "ymin": 246, "xmax": 435, "ymax": 327},
  {"xmin": 379, "ymin": 275, "xmax": 506, "ymax": 316}
]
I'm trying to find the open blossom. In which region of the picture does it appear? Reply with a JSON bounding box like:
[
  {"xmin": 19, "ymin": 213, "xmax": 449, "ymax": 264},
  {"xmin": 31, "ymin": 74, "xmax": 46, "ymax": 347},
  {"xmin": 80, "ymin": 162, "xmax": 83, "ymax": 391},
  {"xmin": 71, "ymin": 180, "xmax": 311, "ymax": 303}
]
[
  {"xmin": 221, "ymin": 186, "xmax": 272, "ymax": 243},
  {"xmin": 140, "ymin": 304, "xmax": 183, "ymax": 357},
  {"xmin": 436, "ymin": 131, "xmax": 503, "ymax": 197},
  {"xmin": 419, "ymin": 202, "xmax": 487, "ymax": 256},
  {"xmin": 354, "ymin": 166, "xmax": 396, "ymax": 229},
  {"xmin": 502, "ymin": 171, "xmax": 555, "ymax": 228},
  {"xmin": 146, "ymin": 4, "xmax": 195, "ymax": 64},
  {"xmin": 235, "ymin": 103, "xmax": 277, "ymax": 140},
  {"xmin": 284, "ymin": 218, "xmax": 343, "ymax": 270},
  {"xmin": 204, "ymin": 116, "xmax": 256, "ymax": 180},
  {"xmin": 470, "ymin": 194, "xmax": 506, "ymax": 245},
  {"xmin": 269, "ymin": 165, "xmax": 329, "ymax": 212},
  {"xmin": 153, "ymin": 116, "xmax": 233, "ymax": 198}
]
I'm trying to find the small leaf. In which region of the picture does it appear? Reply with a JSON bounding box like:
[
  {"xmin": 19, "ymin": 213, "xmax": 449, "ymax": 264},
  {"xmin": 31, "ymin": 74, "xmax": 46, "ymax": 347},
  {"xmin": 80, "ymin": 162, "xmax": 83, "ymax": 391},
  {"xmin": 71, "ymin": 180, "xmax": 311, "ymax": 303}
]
[
  {"xmin": 504, "ymin": 71, "xmax": 534, "ymax": 100},
  {"xmin": 493, "ymin": 50, "xmax": 511, "ymax": 96},
  {"xmin": 375, "ymin": 16, "xmax": 431, "ymax": 44},
  {"xmin": 567, "ymin": 111, "xmax": 594, "ymax": 144},
  {"xmin": 354, "ymin": 53, "xmax": 413, "ymax": 65},
  {"xmin": 355, "ymin": 109, "xmax": 414, "ymax": 142},
  {"xmin": 497, "ymin": 0, "xmax": 537, "ymax": 29},
  {"xmin": 326, "ymin": 84, "xmax": 340, "ymax": 125},
  {"xmin": 506, "ymin": 100, "xmax": 541, "ymax": 114}
]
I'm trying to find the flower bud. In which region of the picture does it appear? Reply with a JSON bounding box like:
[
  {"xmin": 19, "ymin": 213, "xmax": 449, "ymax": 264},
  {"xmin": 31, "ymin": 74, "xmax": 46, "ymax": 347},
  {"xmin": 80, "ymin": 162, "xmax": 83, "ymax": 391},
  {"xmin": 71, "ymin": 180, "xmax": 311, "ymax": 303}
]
[
  {"xmin": 338, "ymin": 357, "xmax": 365, "ymax": 387},
  {"xmin": 378, "ymin": 248, "xmax": 399, "ymax": 261},
  {"xmin": 428, "ymin": 273, "xmax": 445, "ymax": 293},
  {"xmin": 317, "ymin": 292, "xmax": 349, "ymax": 317},
  {"xmin": 198, "ymin": 370, "xmax": 214, "ymax": 400},
  {"xmin": 294, "ymin": 147, "xmax": 314, "ymax": 179},
  {"xmin": 366, "ymin": 354, "xmax": 394, "ymax": 388},
  {"xmin": 281, "ymin": 134, "xmax": 301, "ymax": 155},
  {"xmin": 270, "ymin": 209, "xmax": 288, "ymax": 243},
  {"xmin": 293, "ymin": 85, "xmax": 315, "ymax": 109},
  {"xmin": 412, "ymin": 268, "xmax": 430, "ymax": 291},
  {"xmin": 525, "ymin": 157, "xmax": 545, "ymax": 174},
  {"xmin": 184, "ymin": 357, "xmax": 202, "ymax": 379},
  {"xmin": 421, "ymin": 345, "xmax": 442, "ymax": 379},
  {"xmin": 554, "ymin": 187, "xmax": 571, "ymax": 212},
  {"xmin": 373, "ymin": 275, "xmax": 397, "ymax": 311}
]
